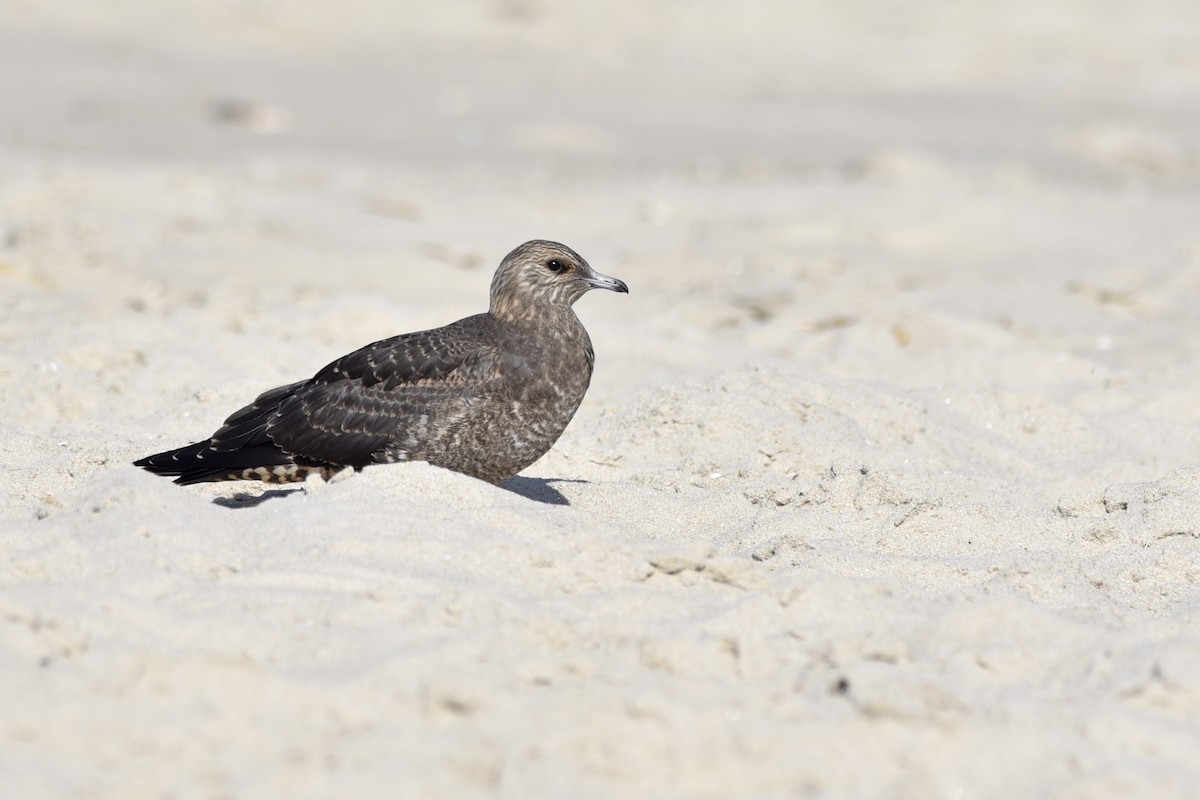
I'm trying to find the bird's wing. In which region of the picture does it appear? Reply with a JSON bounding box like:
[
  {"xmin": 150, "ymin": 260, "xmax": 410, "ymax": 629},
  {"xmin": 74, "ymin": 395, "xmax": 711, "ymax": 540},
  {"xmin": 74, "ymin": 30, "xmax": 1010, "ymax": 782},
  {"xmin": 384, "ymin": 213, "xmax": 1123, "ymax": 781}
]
[
  {"xmin": 261, "ymin": 318, "xmax": 521, "ymax": 467},
  {"xmin": 209, "ymin": 380, "xmax": 309, "ymax": 451}
]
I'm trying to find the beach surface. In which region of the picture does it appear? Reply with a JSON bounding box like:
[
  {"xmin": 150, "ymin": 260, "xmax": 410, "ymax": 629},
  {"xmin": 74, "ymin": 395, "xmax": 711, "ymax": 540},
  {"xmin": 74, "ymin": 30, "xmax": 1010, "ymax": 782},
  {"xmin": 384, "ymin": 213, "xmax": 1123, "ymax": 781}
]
[{"xmin": 3, "ymin": 2, "xmax": 1200, "ymax": 797}]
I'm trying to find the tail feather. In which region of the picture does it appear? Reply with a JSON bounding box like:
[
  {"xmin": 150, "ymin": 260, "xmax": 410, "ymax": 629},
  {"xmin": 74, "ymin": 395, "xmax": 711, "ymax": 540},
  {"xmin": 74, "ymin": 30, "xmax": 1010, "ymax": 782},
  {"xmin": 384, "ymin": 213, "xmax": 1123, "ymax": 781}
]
[
  {"xmin": 134, "ymin": 439, "xmax": 304, "ymax": 485},
  {"xmin": 134, "ymin": 381, "xmax": 317, "ymax": 484}
]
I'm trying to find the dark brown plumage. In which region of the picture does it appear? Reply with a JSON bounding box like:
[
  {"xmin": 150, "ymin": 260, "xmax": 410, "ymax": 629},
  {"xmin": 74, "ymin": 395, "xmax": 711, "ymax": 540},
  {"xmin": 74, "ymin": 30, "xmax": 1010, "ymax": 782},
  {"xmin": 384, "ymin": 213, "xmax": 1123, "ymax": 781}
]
[{"xmin": 134, "ymin": 240, "xmax": 628, "ymax": 485}]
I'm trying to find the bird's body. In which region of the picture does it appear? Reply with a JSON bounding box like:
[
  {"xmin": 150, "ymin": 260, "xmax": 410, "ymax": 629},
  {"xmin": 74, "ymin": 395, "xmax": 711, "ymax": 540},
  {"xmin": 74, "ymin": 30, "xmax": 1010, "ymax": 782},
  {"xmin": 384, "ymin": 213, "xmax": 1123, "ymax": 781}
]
[{"xmin": 134, "ymin": 240, "xmax": 627, "ymax": 485}]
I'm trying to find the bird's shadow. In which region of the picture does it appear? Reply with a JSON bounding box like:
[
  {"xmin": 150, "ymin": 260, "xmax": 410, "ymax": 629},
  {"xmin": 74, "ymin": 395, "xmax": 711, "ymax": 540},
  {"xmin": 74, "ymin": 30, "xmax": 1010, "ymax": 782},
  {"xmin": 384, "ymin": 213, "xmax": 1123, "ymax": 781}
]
[
  {"xmin": 212, "ymin": 489, "xmax": 298, "ymax": 509},
  {"xmin": 498, "ymin": 476, "xmax": 585, "ymax": 506},
  {"xmin": 211, "ymin": 477, "xmax": 582, "ymax": 508}
]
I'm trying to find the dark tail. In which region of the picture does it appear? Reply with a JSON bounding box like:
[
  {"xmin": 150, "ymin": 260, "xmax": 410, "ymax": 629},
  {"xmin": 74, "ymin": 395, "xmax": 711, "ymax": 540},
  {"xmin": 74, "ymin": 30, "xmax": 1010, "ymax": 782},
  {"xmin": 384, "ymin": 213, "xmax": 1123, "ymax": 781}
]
[
  {"xmin": 134, "ymin": 440, "xmax": 299, "ymax": 485},
  {"xmin": 134, "ymin": 380, "xmax": 310, "ymax": 485}
]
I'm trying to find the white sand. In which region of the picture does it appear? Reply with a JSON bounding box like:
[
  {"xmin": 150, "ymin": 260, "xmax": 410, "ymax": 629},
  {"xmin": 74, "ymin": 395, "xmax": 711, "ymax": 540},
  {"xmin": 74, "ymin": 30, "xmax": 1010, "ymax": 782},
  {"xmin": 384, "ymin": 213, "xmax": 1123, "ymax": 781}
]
[{"xmin": 3, "ymin": 1, "xmax": 1200, "ymax": 797}]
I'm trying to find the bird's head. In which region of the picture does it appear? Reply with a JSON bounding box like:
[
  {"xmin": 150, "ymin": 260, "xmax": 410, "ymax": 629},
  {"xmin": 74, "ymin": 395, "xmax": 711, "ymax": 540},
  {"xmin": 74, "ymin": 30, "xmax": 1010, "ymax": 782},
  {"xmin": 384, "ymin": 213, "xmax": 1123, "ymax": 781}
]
[{"xmin": 489, "ymin": 240, "xmax": 628, "ymax": 321}]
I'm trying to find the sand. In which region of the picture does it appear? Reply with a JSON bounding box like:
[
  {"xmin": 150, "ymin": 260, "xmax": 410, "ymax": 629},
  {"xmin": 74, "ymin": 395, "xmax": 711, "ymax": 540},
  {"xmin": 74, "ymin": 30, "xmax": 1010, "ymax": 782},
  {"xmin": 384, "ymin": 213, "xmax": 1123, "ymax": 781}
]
[{"xmin": 3, "ymin": 1, "xmax": 1200, "ymax": 797}]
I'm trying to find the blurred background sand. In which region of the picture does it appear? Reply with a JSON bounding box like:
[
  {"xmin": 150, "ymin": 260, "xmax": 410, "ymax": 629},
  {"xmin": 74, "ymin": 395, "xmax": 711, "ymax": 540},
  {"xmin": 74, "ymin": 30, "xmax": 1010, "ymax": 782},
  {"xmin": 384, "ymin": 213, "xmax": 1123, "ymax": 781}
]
[{"xmin": 3, "ymin": 2, "xmax": 1200, "ymax": 797}]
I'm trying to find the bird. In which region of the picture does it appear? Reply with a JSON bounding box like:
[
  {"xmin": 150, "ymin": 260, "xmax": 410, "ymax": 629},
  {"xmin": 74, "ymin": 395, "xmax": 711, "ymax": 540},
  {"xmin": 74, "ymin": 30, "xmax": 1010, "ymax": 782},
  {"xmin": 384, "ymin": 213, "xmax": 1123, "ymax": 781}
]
[{"xmin": 134, "ymin": 240, "xmax": 628, "ymax": 486}]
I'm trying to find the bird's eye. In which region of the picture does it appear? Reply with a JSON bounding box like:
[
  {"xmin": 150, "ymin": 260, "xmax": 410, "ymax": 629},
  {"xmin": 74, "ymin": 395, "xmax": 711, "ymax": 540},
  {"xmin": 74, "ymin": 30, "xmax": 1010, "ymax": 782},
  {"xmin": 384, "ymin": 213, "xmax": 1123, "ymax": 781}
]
[{"xmin": 545, "ymin": 259, "xmax": 566, "ymax": 273}]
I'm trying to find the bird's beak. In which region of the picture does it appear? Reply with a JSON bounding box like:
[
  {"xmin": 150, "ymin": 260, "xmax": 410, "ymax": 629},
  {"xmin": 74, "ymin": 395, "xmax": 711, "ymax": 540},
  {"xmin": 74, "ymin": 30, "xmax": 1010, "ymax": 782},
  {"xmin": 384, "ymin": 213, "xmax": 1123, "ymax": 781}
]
[{"xmin": 583, "ymin": 270, "xmax": 629, "ymax": 294}]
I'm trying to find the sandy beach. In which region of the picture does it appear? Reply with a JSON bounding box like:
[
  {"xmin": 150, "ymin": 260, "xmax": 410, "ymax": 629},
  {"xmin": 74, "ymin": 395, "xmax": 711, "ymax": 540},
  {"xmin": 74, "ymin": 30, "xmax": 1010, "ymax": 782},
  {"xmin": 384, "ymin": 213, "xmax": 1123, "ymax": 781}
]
[{"xmin": 3, "ymin": 1, "xmax": 1200, "ymax": 797}]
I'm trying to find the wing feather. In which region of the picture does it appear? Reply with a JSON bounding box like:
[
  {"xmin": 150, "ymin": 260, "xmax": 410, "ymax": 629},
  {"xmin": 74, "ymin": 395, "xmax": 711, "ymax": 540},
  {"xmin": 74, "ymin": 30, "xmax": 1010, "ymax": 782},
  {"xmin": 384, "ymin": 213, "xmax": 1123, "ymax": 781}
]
[
  {"xmin": 264, "ymin": 315, "xmax": 509, "ymax": 466},
  {"xmin": 210, "ymin": 380, "xmax": 307, "ymax": 450}
]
